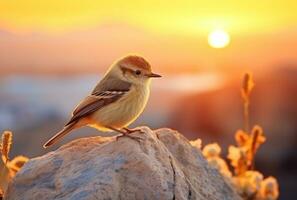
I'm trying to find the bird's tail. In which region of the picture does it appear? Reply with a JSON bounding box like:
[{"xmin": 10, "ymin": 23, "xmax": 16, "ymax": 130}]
[{"xmin": 43, "ymin": 123, "xmax": 76, "ymax": 148}]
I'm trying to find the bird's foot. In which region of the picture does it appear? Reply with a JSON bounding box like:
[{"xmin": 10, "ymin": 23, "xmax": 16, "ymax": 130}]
[
  {"xmin": 117, "ymin": 127, "xmax": 144, "ymax": 142},
  {"xmin": 116, "ymin": 133, "xmax": 143, "ymax": 142},
  {"xmin": 122, "ymin": 127, "xmax": 144, "ymax": 134},
  {"xmin": 108, "ymin": 126, "xmax": 143, "ymax": 142}
]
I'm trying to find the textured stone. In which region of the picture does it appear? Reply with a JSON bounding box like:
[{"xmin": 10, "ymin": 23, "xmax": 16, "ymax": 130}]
[{"xmin": 5, "ymin": 127, "xmax": 241, "ymax": 200}]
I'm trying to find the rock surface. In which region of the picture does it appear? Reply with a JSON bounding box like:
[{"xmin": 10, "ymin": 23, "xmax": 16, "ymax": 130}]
[{"xmin": 5, "ymin": 127, "xmax": 241, "ymax": 200}]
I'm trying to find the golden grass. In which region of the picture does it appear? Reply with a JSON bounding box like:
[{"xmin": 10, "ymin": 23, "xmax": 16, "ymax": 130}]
[
  {"xmin": 0, "ymin": 131, "xmax": 29, "ymax": 198},
  {"xmin": 191, "ymin": 73, "xmax": 279, "ymax": 200},
  {"xmin": 1, "ymin": 131, "xmax": 12, "ymax": 164},
  {"xmin": 241, "ymin": 73, "xmax": 255, "ymax": 132}
]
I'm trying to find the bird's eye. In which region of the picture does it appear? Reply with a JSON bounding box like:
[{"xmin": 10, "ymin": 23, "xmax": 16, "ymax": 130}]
[{"xmin": 135, "ymin": 70, "xmax": 141, "ymax": 75}]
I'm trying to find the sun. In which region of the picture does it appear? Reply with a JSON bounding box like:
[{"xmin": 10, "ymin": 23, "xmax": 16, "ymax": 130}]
[{"xmin": 208, "ymin": 29, "xmax": 230, "ymax": 48}]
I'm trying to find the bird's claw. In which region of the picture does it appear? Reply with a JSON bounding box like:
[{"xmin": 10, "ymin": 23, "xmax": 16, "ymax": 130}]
[
  {"xmin": 116, "ymin": 133, "xmax": 143, "ymax": 142},
  {"xmin": 123, "ymin": 128, "xmax": 144, "ymax": 134}
]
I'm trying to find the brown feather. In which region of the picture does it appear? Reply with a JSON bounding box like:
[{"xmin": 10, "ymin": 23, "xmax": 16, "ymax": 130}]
[
  {"xmin": 65, "ymin": 92, "xmax": 127, "ymax": 126},
  {"xmin": 91, "ymin": 75, "xmax": 131, "ymax": 95},
  {"xmin": 118, "ymin": 55, "xmax": 151, "ymax": 71},
  {"xmin": 43, "ymin": 123, "xmax": 76, "ymax": 148}
]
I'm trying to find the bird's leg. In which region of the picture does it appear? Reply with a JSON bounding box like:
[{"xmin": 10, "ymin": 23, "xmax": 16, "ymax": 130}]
[
  {"xmin": 107, "ymin": 126, "xmax": 142, "ymax": 142},
  {"xmin": 122, "ymin": 127, "xmax": 144, "ymax": 134}
]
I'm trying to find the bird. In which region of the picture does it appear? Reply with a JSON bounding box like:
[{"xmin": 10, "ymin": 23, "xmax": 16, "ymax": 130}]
[{"xmin": 43, "ymin": 55, "xmax": 161, "ymax": 148}]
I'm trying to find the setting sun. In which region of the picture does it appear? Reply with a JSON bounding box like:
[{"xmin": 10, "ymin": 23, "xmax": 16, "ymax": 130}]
[{"xmin": 208, "ymin": 29, "xmax": 230, "ymax": 48}]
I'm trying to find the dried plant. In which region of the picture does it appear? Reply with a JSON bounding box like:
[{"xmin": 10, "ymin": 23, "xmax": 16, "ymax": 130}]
[
  {"xmin": 7, "ymin": 156, "xmax": 29, "ymax": 175},
  {"xmin": 234, "ymin": 170, "xmax": 263, "ymax": 198},
  {"xmin": 0, "ymin": 131, "xmax": 29, "ymax": 198},
  {"xmin": 249, "ymin": 126, "xmax": 266, "ymax": 170},
  {"xmin": 189, "ymin": 138, "xmax": 202, "ymax": 149},
  {"xmin": 190, "ymin": 73, "xmax": 279, "ymax": 200},
  {"xmin": 228, "ymin": 144, "xmax": 250, "ymax": 175},
  {"xmin": 241, "ymin": 73, "xmax": 254, "ymax": 132},
  {"xmin": 1, "ymin": 131, "xmax": 12, "ymax": 164},
  {"xmin": 256, "ymin": 177, "xmax": 279, "ymax": 200},
  {"xmin": 0, "ymin": 156, "xmax": 10, "ymax": 198},
  {"xmin": 202, "ymin": 143, "xmax": 232, "ymax": 178}
]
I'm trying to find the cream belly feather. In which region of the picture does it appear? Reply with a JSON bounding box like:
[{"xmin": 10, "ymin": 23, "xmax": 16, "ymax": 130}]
[{"xmin": 89, "ymin": 84, "xmax": 150, "ymax": 131}]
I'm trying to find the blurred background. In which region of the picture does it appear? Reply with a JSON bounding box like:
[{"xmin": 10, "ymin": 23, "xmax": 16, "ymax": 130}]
[{"xmin": 0, "ymin": 1, "xmax": 296, "ymax": 198}]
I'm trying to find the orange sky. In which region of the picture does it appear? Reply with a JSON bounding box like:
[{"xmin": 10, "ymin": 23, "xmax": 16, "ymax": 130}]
[
  {"xmin": 1, "ymin": 0, "xmax": 297, "ymax": 34},
  {"xmin": 0, "ymin": 0, "xmax": 297, "ymax": 74}
]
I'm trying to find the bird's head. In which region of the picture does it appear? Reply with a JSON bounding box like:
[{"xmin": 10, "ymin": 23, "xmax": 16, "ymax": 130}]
[{"xmin": 109, "ymin": 55, "xmax": 161, "ymax": 85}]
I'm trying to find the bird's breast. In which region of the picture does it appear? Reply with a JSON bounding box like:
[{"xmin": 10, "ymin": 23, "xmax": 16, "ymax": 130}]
[{"xmin": 90, "ymin": 84, "xmax": 150, "ymax": 130}]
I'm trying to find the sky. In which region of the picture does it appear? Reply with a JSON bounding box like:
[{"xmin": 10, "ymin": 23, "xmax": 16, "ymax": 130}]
[
  {"xmin": 1, "ymin": 0, "xmax": 297, "ymax": 34},
  {"xmin": 0, "ymin": 0, "xmax": 297, "ymax": 74}
]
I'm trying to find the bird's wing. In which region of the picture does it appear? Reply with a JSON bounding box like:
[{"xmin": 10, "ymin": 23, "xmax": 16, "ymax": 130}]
[
  {"xmin": 65, "ymin": 90, "xmax": 128, "ymax": 126},
  {"xmin": 91, "ymin": 75, "xmax": 132, "ymax": 94}
]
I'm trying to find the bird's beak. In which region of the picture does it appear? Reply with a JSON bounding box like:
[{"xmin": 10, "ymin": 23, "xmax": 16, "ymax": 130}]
[{"xmin": 146, "ymin": 72, "xmax": 162, "ymax": 78}]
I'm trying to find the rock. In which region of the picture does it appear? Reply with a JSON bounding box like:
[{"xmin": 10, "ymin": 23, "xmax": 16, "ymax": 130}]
[{"xmin": 5, "ymin": 127, "xmax": 241, "ymax": 200}]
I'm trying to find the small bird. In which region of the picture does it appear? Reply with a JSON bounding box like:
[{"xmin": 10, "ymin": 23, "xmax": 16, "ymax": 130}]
[{"xmin": 43, "ymin": 55, "xmax": 161, "ymax": 148}]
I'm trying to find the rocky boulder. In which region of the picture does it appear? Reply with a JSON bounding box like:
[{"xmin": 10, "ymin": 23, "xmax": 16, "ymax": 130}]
[{"xmin": 5, "ymin": 127, "xmax": 241, "ymax": 200}]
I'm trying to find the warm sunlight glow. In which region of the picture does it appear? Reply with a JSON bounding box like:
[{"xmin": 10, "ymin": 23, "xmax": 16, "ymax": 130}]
[
  {"xmin": 208, "ymin": 29, "xmax": 230, "ymax": 48},
  {"xmin": 1, "ymin": 1, "xmax": 297, "ymax": 34}
]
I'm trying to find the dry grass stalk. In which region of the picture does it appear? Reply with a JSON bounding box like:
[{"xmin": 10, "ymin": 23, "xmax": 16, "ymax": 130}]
[
  {"xmin": 7, "ymin": 156, "xmax": 29, "ymax": 175},
  {"xmin": 235, "ymin": 130, "xmax": 249, "ymax": 147},
  {"xmin": 0, "ymin": 153, "xmax": 10, "ymax": 198},
  {"xmin": 191, "ymin": 72, "xmax": 279, "ymax": 200},
  {"xmin": 249, "ymin": 126, "xmax": 266, "ymax": 170},
  {"xmin": 241, "ymin": 73, "xmax": 254, "ymax": 132},
  {"xmin": 0, "ymin": 131, "xmax": 29, "ymax": 198},
  {"xmin": 1, "ymin": 131, "xmax": 12, "ymax": 164}
]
